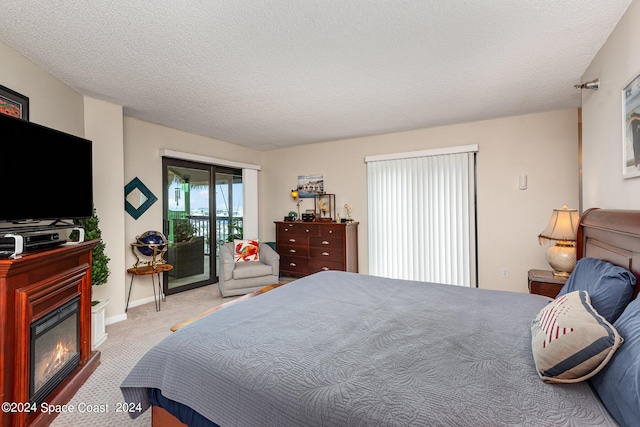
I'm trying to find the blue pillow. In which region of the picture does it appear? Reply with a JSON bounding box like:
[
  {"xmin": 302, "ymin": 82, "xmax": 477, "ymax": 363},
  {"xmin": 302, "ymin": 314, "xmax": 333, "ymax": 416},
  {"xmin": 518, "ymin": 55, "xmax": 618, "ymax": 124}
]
[
  {"xmin": 557, "ymin": 258, "xmax": 636, "ymax": 323},
  {"xmin": 591, "ymin": 296, "xmax": 640, "ymax": 427}
]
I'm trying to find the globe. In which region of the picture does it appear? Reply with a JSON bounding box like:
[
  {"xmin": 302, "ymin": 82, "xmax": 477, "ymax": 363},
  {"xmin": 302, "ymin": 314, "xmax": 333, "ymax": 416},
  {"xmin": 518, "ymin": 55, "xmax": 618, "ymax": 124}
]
[{"xmin": 135, "ymin": 230, "xmax": 168, "ymax": 257}]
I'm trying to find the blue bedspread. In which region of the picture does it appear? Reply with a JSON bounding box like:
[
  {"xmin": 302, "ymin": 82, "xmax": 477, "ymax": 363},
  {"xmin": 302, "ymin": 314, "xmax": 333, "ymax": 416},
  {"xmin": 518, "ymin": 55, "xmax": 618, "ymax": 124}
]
[{"xmin": 121, "ymin": 271, "xmax": 617, "ymax": 426}]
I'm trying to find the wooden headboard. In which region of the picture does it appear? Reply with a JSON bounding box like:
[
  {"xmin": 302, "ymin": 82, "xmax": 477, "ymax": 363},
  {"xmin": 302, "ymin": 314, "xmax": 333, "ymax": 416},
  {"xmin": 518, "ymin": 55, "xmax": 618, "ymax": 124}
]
[{"xmin": 577, "ymin": 208, "xmax": 640, "ymax": 299}]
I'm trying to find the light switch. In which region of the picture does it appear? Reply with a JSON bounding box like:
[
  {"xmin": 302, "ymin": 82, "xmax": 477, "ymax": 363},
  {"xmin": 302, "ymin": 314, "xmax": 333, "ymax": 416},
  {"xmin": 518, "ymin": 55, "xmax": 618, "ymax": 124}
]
[{"xmin": 518, "ymin": 174, "xmax": 527, "ymax": 190}]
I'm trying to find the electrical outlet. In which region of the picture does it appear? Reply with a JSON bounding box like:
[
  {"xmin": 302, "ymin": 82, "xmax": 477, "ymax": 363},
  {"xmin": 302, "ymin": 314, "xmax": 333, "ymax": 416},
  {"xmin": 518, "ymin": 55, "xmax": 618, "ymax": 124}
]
[{"xmin": 501, "ymin": 268, "xmax": 509, "ymax": 278}]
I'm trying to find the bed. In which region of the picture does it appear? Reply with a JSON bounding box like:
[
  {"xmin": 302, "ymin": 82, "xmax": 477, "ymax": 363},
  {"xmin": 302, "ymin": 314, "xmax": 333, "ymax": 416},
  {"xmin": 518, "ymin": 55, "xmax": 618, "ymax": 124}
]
[{"xmin": 121, "ymin": 208, "xmax": 640, "ymax": 427}]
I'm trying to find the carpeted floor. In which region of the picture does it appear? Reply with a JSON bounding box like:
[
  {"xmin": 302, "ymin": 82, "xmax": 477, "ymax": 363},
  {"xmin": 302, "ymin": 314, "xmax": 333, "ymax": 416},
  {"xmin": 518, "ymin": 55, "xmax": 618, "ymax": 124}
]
[{"xmin": 50, "ymin": 283, "xmax": 236, "ymax": 427}]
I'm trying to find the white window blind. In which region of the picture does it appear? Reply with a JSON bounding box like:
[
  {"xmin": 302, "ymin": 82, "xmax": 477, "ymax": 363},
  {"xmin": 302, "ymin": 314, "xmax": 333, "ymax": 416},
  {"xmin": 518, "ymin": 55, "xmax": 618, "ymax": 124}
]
[{"xmin": 366, "ymin": 145, "xmax": 477, "ymax": 286}]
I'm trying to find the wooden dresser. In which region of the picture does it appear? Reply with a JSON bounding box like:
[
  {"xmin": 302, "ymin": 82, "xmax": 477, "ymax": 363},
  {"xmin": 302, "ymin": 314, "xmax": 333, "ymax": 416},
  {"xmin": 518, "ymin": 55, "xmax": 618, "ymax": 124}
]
[{"xmin": 275, "ymin": 221, "xmax": 358, "ymax": 277}]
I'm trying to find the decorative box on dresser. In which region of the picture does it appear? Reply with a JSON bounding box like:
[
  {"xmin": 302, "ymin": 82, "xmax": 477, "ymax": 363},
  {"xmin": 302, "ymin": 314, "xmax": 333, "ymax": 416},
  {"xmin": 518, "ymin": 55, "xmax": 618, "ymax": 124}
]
[{"xmin": 275, "ymin": 221, "xmax": 358, "ymax": 276}]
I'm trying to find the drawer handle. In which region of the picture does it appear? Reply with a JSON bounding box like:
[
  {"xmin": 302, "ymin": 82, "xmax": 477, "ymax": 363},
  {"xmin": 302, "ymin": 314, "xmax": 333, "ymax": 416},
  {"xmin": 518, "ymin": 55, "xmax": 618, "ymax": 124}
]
[
  {"xmin": 322, "ymin": 241, "xmax": 329, "ymax": 245},
  {"xmin": 322, "ymin": 252, "xmax": 330, "ymax": 256},
  {"xmin": 284, "ymin": 228, "xmax": 289, "ymax": 232},
  {"xmin": 305, "ymin": 229, "xmax": 310, "ymax": 233},
  {"xmin": 321, "ymin": 267, "xmax": 329, "ymax": 271},
  {"xmin": 329, "ymin": 230, "xmax": 333, "ymax": 234},
  {"xmin": 289, "ymin": 249, "xmax": 296, "ymax": 253},
  {"xmin": 290, "ymin": 262, "xmax": 297, "ymax": 267},
  {"xmin": 289, "ymin": 238, "xmax": 296, "ymax": 242}
]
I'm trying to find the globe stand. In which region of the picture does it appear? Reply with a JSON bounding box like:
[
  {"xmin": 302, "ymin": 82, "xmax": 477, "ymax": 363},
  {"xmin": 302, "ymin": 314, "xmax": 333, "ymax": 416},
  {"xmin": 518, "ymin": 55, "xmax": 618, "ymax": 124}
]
[
  {"xmin": 130, "ymin": 231, "xmax": 168, "ymax": 269},
  {"xmin": 131, "ymin": 243, "xmax": 168, "ymax": 269},
  {"xmin": 126, "ymin": 231, "xmax": 172, "ymax": 312}
]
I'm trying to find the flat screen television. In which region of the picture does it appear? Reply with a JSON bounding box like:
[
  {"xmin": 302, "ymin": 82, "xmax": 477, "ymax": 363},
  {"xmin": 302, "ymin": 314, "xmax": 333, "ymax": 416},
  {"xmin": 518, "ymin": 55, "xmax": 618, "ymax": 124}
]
[{"xmin": 0, "ymin": 113, "xmax": 93, "ymax": 224}]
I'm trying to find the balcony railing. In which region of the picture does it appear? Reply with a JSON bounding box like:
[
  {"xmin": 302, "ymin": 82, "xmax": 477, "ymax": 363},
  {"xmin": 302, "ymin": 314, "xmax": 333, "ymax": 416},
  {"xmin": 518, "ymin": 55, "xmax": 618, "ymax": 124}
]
[{"xmin": 186, "ymin": 215, "xmax": 243, "ymax": 256}]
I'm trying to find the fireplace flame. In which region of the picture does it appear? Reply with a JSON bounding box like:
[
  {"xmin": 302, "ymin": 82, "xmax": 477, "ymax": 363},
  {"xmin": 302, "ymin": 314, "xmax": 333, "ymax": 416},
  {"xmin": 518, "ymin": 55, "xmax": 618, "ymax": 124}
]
[
  {"xmin": 37, "ymin": 340, "xmax": 74, "ymax": 390},
  {"xmin": 46, "ymin": 342, "xmax": 70, "ymax": 374}
]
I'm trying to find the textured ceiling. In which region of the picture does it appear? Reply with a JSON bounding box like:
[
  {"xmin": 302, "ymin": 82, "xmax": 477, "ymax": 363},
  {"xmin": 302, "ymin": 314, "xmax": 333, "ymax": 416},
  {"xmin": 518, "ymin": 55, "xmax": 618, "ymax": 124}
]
[{"xmin": 0, "ymin": 1, "xmax": 632, "ymax": 150}]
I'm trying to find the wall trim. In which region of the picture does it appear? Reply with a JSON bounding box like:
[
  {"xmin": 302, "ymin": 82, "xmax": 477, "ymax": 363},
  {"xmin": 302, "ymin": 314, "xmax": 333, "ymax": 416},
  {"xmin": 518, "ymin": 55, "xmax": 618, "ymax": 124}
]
[
  {"xmin": 364, "ymin": 144, "xmax": 479, "ymax": 163},
  {"xmin": 160, "ymin": 149, "xmax": 261, "ymax": 170}
]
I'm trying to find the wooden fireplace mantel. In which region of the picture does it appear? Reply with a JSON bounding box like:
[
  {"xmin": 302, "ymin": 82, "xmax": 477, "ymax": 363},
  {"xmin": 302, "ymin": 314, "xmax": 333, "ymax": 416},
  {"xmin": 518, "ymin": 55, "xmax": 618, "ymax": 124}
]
[{"xmin": 0, "ymin": 240, "xmax": 101, "ymax": 427}]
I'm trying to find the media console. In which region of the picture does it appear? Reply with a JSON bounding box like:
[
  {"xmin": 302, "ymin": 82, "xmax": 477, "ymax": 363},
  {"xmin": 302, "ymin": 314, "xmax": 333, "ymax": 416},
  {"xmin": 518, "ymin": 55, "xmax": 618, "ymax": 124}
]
[{"xmin": 0, "ymin": 226, "xmax": 84, "ymax": 258}]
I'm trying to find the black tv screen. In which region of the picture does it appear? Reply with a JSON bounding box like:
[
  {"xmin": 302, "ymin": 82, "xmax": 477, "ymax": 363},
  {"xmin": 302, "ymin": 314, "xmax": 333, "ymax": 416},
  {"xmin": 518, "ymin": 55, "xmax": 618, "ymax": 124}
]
[{"xmin": 0, "ymin": 114, "xmax": 93, "ymax": 223}]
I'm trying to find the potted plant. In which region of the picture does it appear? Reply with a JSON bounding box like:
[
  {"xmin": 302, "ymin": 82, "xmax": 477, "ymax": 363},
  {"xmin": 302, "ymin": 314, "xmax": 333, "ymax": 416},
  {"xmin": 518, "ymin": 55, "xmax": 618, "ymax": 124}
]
[
  {"xmin": 73, "ymin": 209, "xmax": 111, "ymax": 349},
  {"xmin": 172, "ymin": 218, "xmax": 197, "ymax": 242},
  {"xmin": 226, "ymin": 218, "xmax": 243, "ymax": 242}
]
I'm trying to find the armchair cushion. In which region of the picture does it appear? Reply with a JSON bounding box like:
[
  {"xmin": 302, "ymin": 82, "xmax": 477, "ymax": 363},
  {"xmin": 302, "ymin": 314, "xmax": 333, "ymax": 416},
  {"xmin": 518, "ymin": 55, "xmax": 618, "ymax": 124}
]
[{"xmin": 233, "ymin": 261, "xmax": 274, "ymax": 279}]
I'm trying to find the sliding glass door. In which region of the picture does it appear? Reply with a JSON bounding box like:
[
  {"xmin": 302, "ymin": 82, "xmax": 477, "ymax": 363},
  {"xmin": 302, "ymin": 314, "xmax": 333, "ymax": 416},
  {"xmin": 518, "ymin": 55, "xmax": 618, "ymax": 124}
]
[{"xmin": 162, "ymin": 157, "xmax": 243, "ymax": 295}]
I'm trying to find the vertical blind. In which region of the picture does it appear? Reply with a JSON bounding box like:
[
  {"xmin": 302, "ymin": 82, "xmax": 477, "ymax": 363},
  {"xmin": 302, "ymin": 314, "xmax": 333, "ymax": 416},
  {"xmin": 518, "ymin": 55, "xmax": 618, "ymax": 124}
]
[{"xmin": 366, "ymin": 145, "xmax": 477, "ymax": 286}]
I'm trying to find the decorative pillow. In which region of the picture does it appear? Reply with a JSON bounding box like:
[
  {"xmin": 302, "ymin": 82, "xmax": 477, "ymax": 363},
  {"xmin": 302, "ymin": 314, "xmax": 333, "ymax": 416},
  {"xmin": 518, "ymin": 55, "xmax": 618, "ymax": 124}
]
[
  {"xmin": 591, "ymin": 296, "xmax": 640, "ymax": 427},
  {"xmin": 234, "ymin": 239, "xmax": 260, "ymax": 262},
  {"xmin": 531, "ymin": 290, "xmax": 623, "ymax": 383},
  {"xmin": 557, "ymin": 257, "xmax": 636, "ymax": 323}
]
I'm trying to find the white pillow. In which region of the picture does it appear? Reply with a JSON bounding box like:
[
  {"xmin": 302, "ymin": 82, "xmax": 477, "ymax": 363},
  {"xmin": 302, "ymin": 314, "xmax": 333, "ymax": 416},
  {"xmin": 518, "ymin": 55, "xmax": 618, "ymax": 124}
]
[{"xmin": 531, "ymin": 290, "xmax": 623, "ymax": 383}]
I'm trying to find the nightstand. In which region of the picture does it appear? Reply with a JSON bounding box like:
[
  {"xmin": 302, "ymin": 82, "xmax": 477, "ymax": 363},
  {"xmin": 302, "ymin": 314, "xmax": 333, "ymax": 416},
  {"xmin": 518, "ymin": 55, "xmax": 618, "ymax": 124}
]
[{"xmin": 528, "ymin": 269, "xmax": 568, "ymax": 298}]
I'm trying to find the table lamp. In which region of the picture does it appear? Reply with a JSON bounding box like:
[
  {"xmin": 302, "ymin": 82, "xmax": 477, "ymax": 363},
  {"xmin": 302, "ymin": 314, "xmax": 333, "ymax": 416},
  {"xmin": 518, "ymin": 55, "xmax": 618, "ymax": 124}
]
[
  {"xmin": 538, "ymin": 205, "xmax": 580, "ymax": 277},
  {"xmin": 291, "ymin": 189, "xmax": 302, "ymax": 219}
]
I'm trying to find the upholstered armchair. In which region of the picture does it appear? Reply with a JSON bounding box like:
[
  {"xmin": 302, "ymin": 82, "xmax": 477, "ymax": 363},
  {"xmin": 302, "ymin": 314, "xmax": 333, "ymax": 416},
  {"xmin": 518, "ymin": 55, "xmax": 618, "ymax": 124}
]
[{"xmin": 218, "ymin": 242, "xmax": 280, "ymax": 297}]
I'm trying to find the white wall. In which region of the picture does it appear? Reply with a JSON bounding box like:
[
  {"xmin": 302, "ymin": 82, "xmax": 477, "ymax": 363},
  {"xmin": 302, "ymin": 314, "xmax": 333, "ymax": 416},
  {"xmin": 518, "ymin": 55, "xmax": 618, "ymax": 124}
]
[
  {"xmin": 121, "ymin": 118, "xmax": 265, "ymax": 308},
  {"xmin": 0, "ymin": 41, "xmax": 84, "ymax": 136},
  {"xmin": 262, "ymin": 109, "xmax": 580, "ymax": 293},
  {"xmin": 582, "ymin": 0, "xmax": 640, "ymax": 209},
  {"xmin": 83, "ymin": 97, "xmax": 127, "ymax": 323}
]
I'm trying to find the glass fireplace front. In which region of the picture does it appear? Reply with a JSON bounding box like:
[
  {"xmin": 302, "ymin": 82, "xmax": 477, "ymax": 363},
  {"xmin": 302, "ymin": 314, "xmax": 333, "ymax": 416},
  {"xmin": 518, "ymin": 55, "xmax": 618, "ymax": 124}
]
[{"xmin": 30, "ymin": 297, "xmax": 80, "ymax": 405}]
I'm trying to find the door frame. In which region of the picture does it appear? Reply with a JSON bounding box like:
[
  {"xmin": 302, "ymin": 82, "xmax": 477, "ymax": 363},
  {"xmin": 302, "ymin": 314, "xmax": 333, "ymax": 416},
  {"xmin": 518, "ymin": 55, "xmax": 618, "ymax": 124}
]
[{"xmin": 161, "ymin": 157, "xmax": 243, "ymax": 295}]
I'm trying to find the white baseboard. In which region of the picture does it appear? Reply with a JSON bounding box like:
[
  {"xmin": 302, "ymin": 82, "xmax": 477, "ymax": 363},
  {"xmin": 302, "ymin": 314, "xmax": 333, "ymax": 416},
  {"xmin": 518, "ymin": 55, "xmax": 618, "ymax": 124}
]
[
  {"xmin": 104, "ymin": 294, "xmax": 166, "ymax": 326},
  {"xmin": 105, "ymin": 313, "xmax": 127, "ymax": 325},
  {"xmin": 127, "ymin": 294, "xmax": 163, "ymax": 309}
]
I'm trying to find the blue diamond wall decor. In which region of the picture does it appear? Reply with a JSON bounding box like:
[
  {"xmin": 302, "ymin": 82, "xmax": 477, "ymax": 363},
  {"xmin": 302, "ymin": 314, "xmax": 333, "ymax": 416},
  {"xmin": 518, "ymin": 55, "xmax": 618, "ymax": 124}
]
[{"xmin": 124, "ymin": 177, "xmax": 158, "ymax": 219}]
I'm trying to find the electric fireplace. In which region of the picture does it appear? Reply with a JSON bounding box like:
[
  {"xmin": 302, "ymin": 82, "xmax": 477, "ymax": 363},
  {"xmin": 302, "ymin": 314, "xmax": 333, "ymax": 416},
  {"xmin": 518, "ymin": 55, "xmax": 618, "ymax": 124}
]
[
  {"xmin": 30, "ymin": 297, "xmax": 81, "ymax": 406},
  {"xmin": 0, "ymin": 241, "xmax": 101, "ymax": 426}
]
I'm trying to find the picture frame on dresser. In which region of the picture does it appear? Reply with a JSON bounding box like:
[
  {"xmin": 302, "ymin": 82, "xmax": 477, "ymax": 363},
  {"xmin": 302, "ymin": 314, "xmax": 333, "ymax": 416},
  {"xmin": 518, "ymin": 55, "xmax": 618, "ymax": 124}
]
[{"xmin": 314, "ymin": 193, "xmax": 335, "ymax": 222}]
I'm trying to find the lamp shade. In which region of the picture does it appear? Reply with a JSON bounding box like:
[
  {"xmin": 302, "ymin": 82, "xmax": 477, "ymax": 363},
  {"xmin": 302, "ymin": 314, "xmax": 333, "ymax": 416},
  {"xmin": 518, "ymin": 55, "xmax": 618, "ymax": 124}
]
[
  {"xmin": 291, "ymin": 189, "xmax": 299, "ymax": 199},
  {"xmin": 538, "ymin": 205, "xmax": 580, "ymax": 277},
  {"xmin": 538, "ymin": 205, "xmax": 579, "ymax": 243}
]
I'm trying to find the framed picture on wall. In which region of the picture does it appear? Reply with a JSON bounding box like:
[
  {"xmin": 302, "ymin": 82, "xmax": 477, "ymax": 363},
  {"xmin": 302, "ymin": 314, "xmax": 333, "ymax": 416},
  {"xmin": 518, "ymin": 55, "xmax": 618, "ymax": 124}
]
[
  {"xmin": 622, "ymin": 72, "xmax": 640, "ymax": 178},
  {"xmin": 0, "ymin": 84, "xmax": 29, "ymax": 121},
  {"xmin": 297, "ymin": 174, "xmax": 324, "ymax": 198}
]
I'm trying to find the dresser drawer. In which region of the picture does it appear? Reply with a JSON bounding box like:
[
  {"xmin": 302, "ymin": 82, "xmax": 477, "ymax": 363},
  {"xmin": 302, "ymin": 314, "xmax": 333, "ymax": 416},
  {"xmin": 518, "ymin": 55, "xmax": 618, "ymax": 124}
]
[
  {"xmin": 279, "ymin": 235, "xmax": 309, "ymax": 247},
  {"xmin": 298, "ymin": 224, "xmax": 320, "ymax": 236},
  {"xmin": 310, "ymin": 247, "xmax": 344, "ymax": 261},
  {"xmin": 309, "ymin": 259, "xmax": 345, "ymax": 273},
  {"xmin": 277, "ymin": 222, "xmax": 300, "ymax": 235},
  {"xmin": 281, "ymin": 256, "xmax": 310, "ymax": 275},
  {"xmin": 310, "ymin": 236, "xmax": 343, "ymax": 249},
  {"xmin": 319, "ymin": 225, "xmax": 344, "ymax": 238},
  {"xmin": 280, "ymin": 244, "xmax": 308, "ymax": 257}
]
